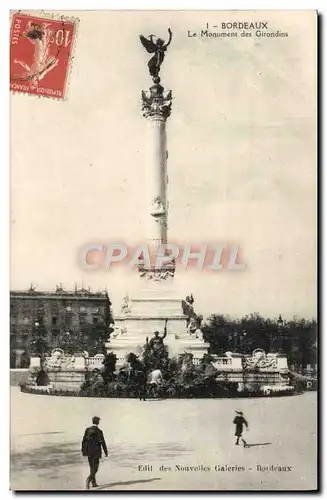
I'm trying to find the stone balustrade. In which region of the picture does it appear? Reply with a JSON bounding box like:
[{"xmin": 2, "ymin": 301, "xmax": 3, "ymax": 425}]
[
  {"xmin": 23, "ymin": 351, "xmax": 292, "ymax": 395},
  {"xmin": 212, "ymin": 357, "xmax": 242, "ymax": 370},
  {"xmin": 29, "ymin": 353, "xmax": 287, "ymax": 376},
  {"xmin": 214, "ymin": 358, "xmax": 233, "ymax": 366},
  {"xmin": 85, "ymin": 356, "xmax": 104, "ymax": 367}
]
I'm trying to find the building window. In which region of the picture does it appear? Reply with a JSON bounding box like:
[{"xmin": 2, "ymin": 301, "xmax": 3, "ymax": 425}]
[
  {"xmin": 79, "ymin": 314, "xmax": 87, "ymax": 325},
  {"xmin": 65, "ymin": 315, "xmax": 72, "ymax": 327},
  {"xmin": 52, "ymin": 316, "xmax": 58, "ymax": 325}
]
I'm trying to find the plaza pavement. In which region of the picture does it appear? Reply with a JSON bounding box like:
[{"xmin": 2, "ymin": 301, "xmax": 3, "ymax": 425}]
[{"xmin": 10, "ymin": 387, "xmax": 317, "ymax": 491}]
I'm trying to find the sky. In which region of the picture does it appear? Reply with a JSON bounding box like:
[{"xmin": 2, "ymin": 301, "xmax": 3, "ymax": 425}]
[{"xmin": 10, "ymin": 10, "xmax": 317, "ymax": 318}]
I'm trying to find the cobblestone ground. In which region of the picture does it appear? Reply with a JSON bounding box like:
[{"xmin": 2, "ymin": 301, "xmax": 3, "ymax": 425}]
[{"xmin": 10, "ymin": 388, "xmax": 317, "ymax": 491}]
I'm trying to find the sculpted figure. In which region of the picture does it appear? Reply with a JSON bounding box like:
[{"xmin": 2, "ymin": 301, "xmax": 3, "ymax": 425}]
[
  {"xmin": 147, "ymin": 319, "xmax": 168, "ymax": 356},
  {"xmin": 139, "ymin": 29, "xmax": 173, "ymax": 79}
]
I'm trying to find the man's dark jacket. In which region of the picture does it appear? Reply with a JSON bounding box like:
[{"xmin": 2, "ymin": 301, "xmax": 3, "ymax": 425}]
[{"xmin": 82, "ymin": 425, "xmax": 108, "ymax": 458}]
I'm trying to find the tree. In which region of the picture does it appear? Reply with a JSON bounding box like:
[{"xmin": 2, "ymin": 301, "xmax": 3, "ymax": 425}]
[
  {"xmin": 29, "ymin": 321, "xmax": 49, "ymax": 357},
  {"xmin": 202, "ymin": 314, "xmax": 232, "ymax": 355},
  {"xmin": 59, "ymin": 330, "xmax": 86, "ymax": 355},
  {"xmin": 84, "ymin": 296, "xmax": 114, "ymax": 355},
  {"xmin": 201, "ymin": 313, "xmax": 317, "ymax": 371},
  {"xmin": 86, "ymin": 322, "xmax": 109, "ymax": 356}
]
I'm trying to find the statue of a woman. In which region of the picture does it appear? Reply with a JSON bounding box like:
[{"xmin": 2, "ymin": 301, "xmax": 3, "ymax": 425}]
[{"xmin": 139, "ymin": 29, "xmax": 173, "ymax": 79}]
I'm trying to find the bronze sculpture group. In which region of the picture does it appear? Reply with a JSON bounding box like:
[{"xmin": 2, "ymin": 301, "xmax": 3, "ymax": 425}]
[{"xmin": 79, "ymin": 291, "xmax": 214, "ymax": 398}]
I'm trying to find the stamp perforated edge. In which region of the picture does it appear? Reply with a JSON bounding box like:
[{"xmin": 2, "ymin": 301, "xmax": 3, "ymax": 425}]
[{"xmin": 10, "ymin": 10, "xmax": 80, "ymax": 101}]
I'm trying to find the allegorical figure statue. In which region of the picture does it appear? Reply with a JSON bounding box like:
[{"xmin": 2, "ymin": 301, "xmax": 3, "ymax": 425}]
[
  {"xmin": 182, "ymin": 294, "xmax": 195, "ymax": 328},
  {"xmin": 147, "ymin": 319, "xmax": 168, "ymax": 355},
  {"xmin": 181, "ymin": 294, "xmax": 203, "ymax": 335},
  {"xmin": 139, "ymin": 29, "xmax": 173, "ymax": 79}
]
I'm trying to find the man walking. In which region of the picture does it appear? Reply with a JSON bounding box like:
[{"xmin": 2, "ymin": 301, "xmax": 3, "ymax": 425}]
[
  {"xmin": 233, "ymin": 410, "xmax": 249, "ymax": 447},
  {"xmin": 82, "ymin": 416, "xmax": 108, "ymax": 489},
  {"xmin": 139, "ymin": 365, "xmax": 147, "ymax": 401}
]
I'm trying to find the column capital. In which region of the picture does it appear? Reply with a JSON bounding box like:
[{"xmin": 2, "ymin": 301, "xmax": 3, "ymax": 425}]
[{"xmin": 142, "ymin": 80, "xmax": 172, "ymax": 120}]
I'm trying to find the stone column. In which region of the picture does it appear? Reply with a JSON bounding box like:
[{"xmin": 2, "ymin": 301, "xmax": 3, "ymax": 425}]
[
  {"xmin": 145, "ymin": 116, "xmax": 168, "ymax": 248},
  {"xmin": 141, "ymin": 78, "xmax": 174, "ymax": 280}
]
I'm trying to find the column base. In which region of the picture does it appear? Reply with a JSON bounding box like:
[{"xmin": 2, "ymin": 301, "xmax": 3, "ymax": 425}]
[{"xmin": 138, "ymin": 263, "xmax": 175, "ymax": 282}]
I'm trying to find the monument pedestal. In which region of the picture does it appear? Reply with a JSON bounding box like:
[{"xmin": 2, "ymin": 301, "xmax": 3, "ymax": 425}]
[{"xmin": 105, "ymin": 288, "xmax": 209, "ymax": 366}]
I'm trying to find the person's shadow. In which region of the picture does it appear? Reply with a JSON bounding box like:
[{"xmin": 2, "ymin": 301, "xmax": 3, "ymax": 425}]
[
  {"xmin": 246, "ymin": 442, "xmax": 272, "ymax": 448},
  {"xmin": 95, "ymin": 477, "xmax": 162, "ymax": 490}
]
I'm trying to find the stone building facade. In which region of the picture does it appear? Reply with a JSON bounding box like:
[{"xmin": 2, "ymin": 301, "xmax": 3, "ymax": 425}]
[{"xmin": 10, "ymin": 286, "xmax": 112, "ymax": 368}]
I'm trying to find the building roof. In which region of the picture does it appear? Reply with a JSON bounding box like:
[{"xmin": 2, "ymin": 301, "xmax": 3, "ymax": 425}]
[{"xmin": 10, "ymin": 286, "xmax": 109, "ymax": 301}]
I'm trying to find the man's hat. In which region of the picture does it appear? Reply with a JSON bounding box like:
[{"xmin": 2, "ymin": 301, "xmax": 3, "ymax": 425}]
[{"xmin": 235, "ymin": 410, "xmax": 243, "ymax": 415}]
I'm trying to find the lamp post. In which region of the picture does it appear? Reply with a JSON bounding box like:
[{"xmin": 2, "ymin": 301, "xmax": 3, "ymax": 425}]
[
  {"xmin": 233, "ymin": 331, "xmax": 238, "ymax": 351},
  {"xmin": 241, "ymin": 331, "xmax": 247, "ymax": 353},
  {"xmin": 64, "ymin": 330, "xmax": 71, "ymax": 354},
  {"xmin": 240, "ymin": 331, "xmax": 248, "ymax": 392},
  {"xmin": 33, "ymin": 320, "xmax": 47, "ymax": 367},
  {"xmin": 30, "ymin": 321, "xmax": 39, "ymax": 355},
  {"xmin": 277, "ymin": 315, "xmax": 285, "ymax": 353}
]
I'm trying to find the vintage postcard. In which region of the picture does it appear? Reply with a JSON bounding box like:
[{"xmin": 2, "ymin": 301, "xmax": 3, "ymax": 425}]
[{"xmin": 10, "ymin": 10, "xmax": 317, "ymax": 491}]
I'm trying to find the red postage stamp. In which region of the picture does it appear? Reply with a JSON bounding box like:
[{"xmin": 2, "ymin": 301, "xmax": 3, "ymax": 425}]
[{"xmin": 10, "ymin": 13, "xmax": 77, "ymax": 100}]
